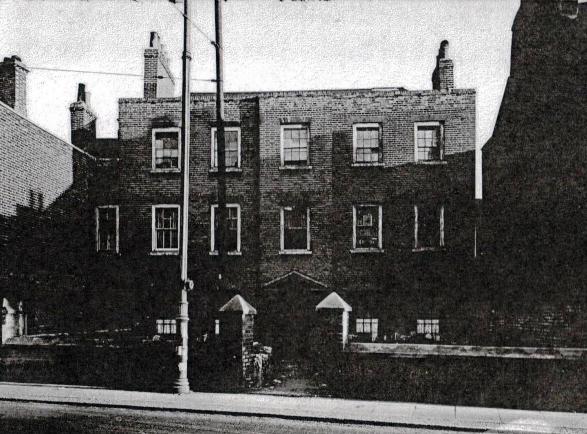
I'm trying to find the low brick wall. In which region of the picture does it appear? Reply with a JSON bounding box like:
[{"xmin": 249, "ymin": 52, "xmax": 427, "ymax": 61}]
[
  {"xmin": 320, "ymin": 352, "xmax": 587, "ymax": 411},
  {"xmin": 0, "ymin": 343, "xmax": 176, "ymax": 392}
]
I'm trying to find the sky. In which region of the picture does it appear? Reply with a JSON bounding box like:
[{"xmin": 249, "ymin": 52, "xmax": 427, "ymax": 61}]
[{"xmin": 1, "ymin": 0, "xmax": 520, "ymax": 147}]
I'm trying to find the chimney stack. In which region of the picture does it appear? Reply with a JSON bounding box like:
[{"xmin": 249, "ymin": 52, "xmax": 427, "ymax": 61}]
[
  {"xmin": 0, "ymin": 55, "xmax": 29, "ymax": 116},
  {"xmin": 432, "ymin": 40, "xmax": 454, "ymax": 92},
  {"xmin": 69, "ymin": 83, "xmax": 97, "ymax": 149},
  {"xmin": 144, "ymin": 31, "xmax": 175, "ymax": 99}
]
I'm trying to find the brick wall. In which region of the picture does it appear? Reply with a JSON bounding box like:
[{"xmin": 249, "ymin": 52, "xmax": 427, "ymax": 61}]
[{"xmin": 0, "ymin": 101, "xmax": 94, "ymax": 331}]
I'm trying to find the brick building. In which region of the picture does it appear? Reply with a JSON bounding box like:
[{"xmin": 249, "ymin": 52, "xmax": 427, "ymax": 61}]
[
  {"xmin": 64, "ymin": 32, "xmax": 476, "ymax": 355},
  {"xmin": 481, "ymin": 0, "xmax": 587, "ymax": 345},
  {"xmin": 0, "ymin": 55, "xmax": 95, "ymax": 336}
]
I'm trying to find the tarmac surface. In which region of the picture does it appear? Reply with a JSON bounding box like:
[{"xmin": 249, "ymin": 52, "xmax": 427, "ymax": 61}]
[{"xmin": 0, "ymin": 382, "xmax": 585, "ymax": 433}]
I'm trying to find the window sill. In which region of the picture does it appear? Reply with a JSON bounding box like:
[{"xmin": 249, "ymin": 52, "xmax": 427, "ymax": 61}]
[
  {"xmin": 350, "ymin": 248, "xmax": 385, "ymax": 254},
  {"xmin": 279, "ymin": 165, "xmax": 313, "ymax": 171},
  {"xmin": 351, "ymin": 162, "xmax": 383, "ymax": 167},
  {"xmin": 415, "ymin": 160, "xmax": 447, "ymax": 166},
  {"xmin": 150, "ymin": 250, "xmax": 180, "ymax": 256},
  {"xmin": 279, "ymin": 250, "xmax": 312, "ymax": 255},
  {"xmin": 209, "ymin": 251, "xmax": 242, "ymax": 256},
  {"xmin": 208, "ymin": 167, "xmax": 242, "ymax": 174},
  {"xmin": 412, "ymin": 247, "xmax": 445, "ymax": 253},
  {"xmin": 151, "ymin": 168, "xmax": 181, "ymax": 174},
  {"xmin": 96, "ymin": 250, "xmax": 120, "ymax": 256}
]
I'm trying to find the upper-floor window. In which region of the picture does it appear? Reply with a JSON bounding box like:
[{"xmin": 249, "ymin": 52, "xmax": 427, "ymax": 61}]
[
  {"xmin": 352, "ymin": 205, "xmax": 383, "ymax": 251},
  {"xmin": 414, "ymin": 204, "xmax": 444, "ymax": 251},
  {"xmin": 281, "ymin": 124, "xmax": 309, "ymax": 167},
  {"xmin": 210, "ymin": 204, "xmax": 241, "ymax": 254},
  {"xmin": 280, "ymin": 206, "xmax": 311, "ymax": 253},
  {"xmin": 152, "ymin": 127, "xmax": 181, "ymax": 171},
  {"xmin": 152, "ymin": 205, "xmax": 180, "ymax": 253},
  {"xmin": 414, "ymin": 122, "xmax": 443, "ymax": 162},
  {"xmin": 353, "ymin": 124, "xmax": 382, "ymax": 164},
  {"xmin": 95, "ymin": 205, "xmax": 119, "ymax": 253},
  {"xmin": 211, "ymin": 127, "xmax": 241, "ymax": 169}
]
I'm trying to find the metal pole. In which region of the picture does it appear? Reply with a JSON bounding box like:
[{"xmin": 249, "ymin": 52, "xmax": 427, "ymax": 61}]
[
  {"xmin": 215, "ymin": 0, "xmax": 227, "ymax": 283},
  {"xmin": 175, "ymin": 0, "xmax": 192, "ymax": 395}
]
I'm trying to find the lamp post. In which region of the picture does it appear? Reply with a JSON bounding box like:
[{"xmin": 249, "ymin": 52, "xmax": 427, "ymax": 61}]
[{"xmin": 175, "ymin": 0, "xmax": 192, "ymax": 395}]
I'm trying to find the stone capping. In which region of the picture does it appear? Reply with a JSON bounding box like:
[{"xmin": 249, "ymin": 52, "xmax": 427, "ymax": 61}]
[
  {"xmin": 316, "ymin": 292, "xmax": 352, "ymax": 312},
  {"xmin": 348, "ymin": 342, "xmax": 587, "ymax": 360},
  {"xmin": 117, "ymin": 87, "xmax": 476, "ymax": 104},
  {"xmin": 219, "ymin": 295, "xmax": 257, "ymax": 315}
]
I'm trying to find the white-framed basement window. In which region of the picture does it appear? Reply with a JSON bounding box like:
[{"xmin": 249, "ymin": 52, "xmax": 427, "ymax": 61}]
[
  {"xmin": 210, "ymin": 204, "xmax": 241, "ymax": 254},
  {"xmin": 352, "ymin": 205, "xmax": 383, "ymax": 252},
  {"xmin": 152, "ymin": 127, "xmax": 181, "ymax": 172},
  {"xmin": 414, "ymin": 204, "xmax": 445, "ymax": 251},
  {"xmin": 356, "ymin": 317, "xmax": 379, "ymax": 342},
  {"xmin": 352, "ymin": 123, "xmax": 382, "ymax": 165},
  {"xmin": 417, "ymin": 319, "xmax": 440, "ymax": 342},
  {"xmin": 280, "ymin": 206, "xmax": 311, "ymax": 254},
  {"xmin": 211, "ymin": 126, "xmax": 241, "ymax": 170},
  {"xmin": 151, "ymin": 205, "xmax": 180, "ymax": 253},
  {"xmin": 95, "ymin": 205, "xmax": 119, "ymax": 253}
]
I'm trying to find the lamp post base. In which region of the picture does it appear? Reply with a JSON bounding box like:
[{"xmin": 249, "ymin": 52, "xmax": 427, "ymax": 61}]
[{"xmin": 174, "ymin": 378, "xmax": 190, "ymax": 394}]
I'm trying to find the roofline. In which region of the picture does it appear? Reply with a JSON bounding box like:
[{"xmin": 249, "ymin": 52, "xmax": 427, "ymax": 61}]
[
  {"xmin": 0, "ymin": 100, "xmax": 96, "ymax": 160},
  {"xmin": 119, "ymin": 87, "xmax": 476, "ymax": 104}
]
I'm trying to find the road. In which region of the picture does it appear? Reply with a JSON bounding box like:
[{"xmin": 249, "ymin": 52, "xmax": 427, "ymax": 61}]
[{"xmin": 0, "ymin": 400, "xmax": 474, "ymax": 433}]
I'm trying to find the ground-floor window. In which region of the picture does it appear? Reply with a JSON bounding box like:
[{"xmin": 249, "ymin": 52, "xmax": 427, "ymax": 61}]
[{"xmin": 414, "ymin": 204, "xmax": 444, "ymax": 250}]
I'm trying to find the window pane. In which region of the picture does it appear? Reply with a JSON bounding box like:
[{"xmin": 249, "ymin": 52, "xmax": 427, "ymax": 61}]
[
  {"xmin": 98, "ymin": 208, "xmax": 117, "ymax": 252},
  {"xmin": 155, "ymin": 207, "xmax": 179, "ymax": 250},
  {"xmin": 416, "ymin": 205, "xmax": 441, "ymax": 248},
  {"xmin": 212, "ymin": 129, "xmax": 240, "ymax": 168},
  {"xmin": 213, "ymin": 206, "xmax": 239, "ymax": 252}
]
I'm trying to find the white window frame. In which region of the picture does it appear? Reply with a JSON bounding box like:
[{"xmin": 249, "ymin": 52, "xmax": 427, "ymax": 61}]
[
  {"xmin": 156, "ymin": 319, "xmax": 177, "ymax": 335},
  {"xmin": 151, "ymin": 127, "xmax": 181, "ymax": 172},
  {"xmin": 413, "ymin": 204, "xmax": 445, "ymax": 251},
  {"xmin": 417, "ymin": 318, "xmax": 440, "ymax": 342},
  {"xmin": 210, "ymin": 126, "xmax": 242, "ymax": 170},
  {"xmin": 280, "ymin": 124, "xmax": 310, "ymax": 168},
  {"xmin": 151, "ymin": 204, "xmax": 181, "ymax": 254},
  {"xmin": 413, "ymin": 121, "xmax": 444, "ymax": 163},
  {"xmin": 352, "ymin": 205, "xmax": 383, "ymax": 252},
  {"xmin": 280, "ymin": 206, "xmax": 311, "ymax": 254},
  {"xmin": 355, "ymin": 317, "xmax": 379, "ymax": 342},
  {"xmin": 95, "ymin": 205, "xmax": 119, "ymax": 253},
  {"xmin": 210, "ymin": 203, "xmax": 241, "ymax": 254},
  {"xmin": 352, "ymin": 123, "xmax": 382, "ymax": 165}
]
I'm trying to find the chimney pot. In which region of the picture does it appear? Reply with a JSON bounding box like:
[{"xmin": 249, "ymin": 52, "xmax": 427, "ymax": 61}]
[{"xmin": 77, "ymin": 83, "xmax": 86, "ymax": 102}]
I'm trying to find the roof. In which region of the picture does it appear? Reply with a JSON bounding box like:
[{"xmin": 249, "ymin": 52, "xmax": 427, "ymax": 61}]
[
  {"xmin": 219, "ymin": 295, "xmax": 257, "ymax": 315},
  {"xmin": 316, "ymin": 292, "xmax": 352, "ymax": 312}
]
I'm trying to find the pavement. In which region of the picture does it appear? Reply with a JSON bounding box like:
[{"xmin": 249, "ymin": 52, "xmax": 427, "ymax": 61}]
[{"xmin": 0, "ymin": 382, "xmax": 585, "ymax": 432}]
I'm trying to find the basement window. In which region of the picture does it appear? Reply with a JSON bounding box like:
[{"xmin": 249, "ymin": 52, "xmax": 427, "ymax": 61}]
[
  {"xmin": 156, "ymin": 319, "xmax": 177, "ymax": 335},
  {"xmin": 152, "ymin": 127, "xmax": 181, "ymax": 172},
  {"xmin": 95, "ymin": 205, "xmax": 119, "ymax": 253},
  {"xmin": 356, "ymin": 318, "xmax": 379, "ymax": 342},
  {"xmin": 416, "ymin": 319, "xmax": 440, "ymax": 342}
]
